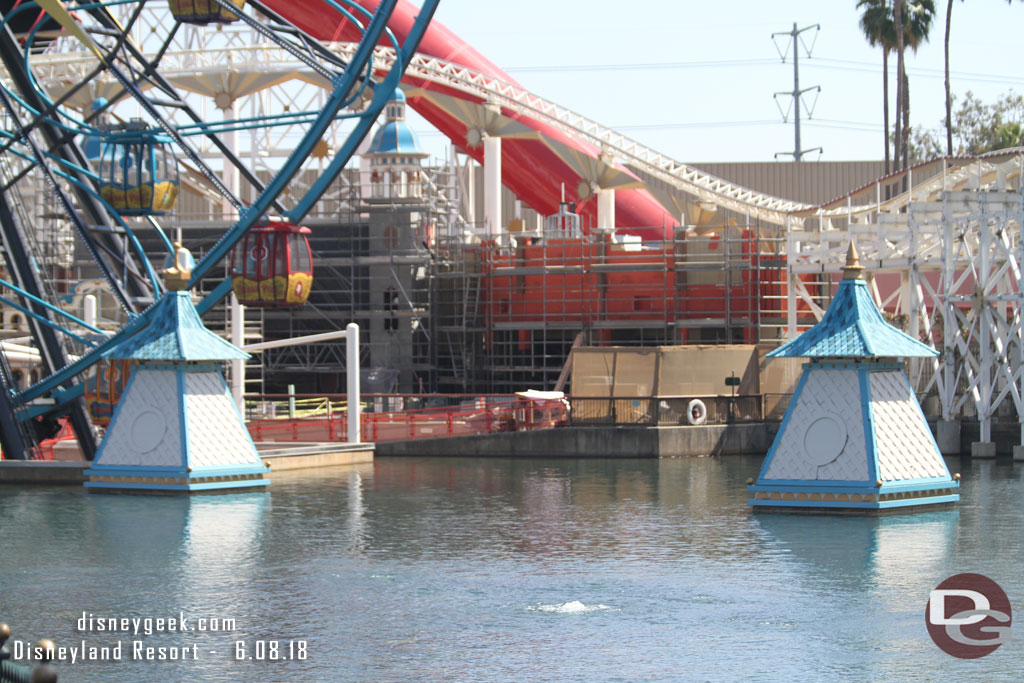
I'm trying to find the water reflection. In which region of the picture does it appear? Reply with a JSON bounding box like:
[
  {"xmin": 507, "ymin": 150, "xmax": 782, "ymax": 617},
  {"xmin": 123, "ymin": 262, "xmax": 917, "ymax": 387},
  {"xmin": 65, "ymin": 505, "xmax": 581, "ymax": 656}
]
[
  {"xmin": 0, "ymin": 457, "xmax": 1020, "ymax": 681},
  {"xmin": 754, "ymin": 511, "xmax": 958, "ymax": 593}
]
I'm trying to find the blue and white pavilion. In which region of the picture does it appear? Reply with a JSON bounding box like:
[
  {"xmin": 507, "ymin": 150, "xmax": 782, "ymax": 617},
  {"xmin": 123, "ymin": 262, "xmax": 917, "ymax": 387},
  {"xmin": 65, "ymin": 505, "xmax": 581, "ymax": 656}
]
[
  {"xmin": 364, "ymin": 88, "xmax": 428, "ymax": 200},
  {"xmin": 748, "ymin": 243, "xmax": 959, "ymax": 513},
  {"xmin": 84, "ymin": 245, "xmax": 270, "ymax": 494}
]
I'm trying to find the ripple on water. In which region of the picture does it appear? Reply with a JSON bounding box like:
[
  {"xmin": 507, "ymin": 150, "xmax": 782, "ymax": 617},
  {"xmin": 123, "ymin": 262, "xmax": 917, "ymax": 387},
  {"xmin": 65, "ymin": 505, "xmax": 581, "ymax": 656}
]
[{"xmin": 528, "ymin": 600, "xmax": 615, "ymax": 614}]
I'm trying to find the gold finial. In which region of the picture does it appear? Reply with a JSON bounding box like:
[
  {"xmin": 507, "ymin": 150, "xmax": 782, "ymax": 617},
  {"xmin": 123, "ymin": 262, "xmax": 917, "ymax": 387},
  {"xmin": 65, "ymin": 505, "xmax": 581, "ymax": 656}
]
[
  {"xmin": 160, "ymin": 242, "xmax": 194, "ymax": 291},
  {"xmin": 842, "ymin": 240, "xmax": 865, "ymax": 280}
]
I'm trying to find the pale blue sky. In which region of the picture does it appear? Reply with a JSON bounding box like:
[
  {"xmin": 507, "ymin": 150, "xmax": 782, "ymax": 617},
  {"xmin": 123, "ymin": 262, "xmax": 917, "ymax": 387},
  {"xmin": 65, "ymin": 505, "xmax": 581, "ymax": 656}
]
[{"xmin": 408, "ymin": 0, "xmax": 1024, "ymax": 163}]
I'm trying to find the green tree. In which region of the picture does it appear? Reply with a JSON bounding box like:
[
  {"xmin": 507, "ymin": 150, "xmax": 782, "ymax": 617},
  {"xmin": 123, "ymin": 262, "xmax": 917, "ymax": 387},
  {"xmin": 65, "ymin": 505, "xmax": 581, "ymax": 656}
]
[{"xmin": 910, "ymin": 91, "xmax": 1024, "ymax": 159}]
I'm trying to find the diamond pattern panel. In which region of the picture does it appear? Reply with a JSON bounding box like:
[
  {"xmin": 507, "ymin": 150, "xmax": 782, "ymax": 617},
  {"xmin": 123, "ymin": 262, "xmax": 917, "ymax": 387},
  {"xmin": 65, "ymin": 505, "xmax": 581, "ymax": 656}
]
[
  {"xmin": 870, "ymin": 370, "xmax": 949, "ymax": 481},
  {"xmin": 106, "ymin": 292, "xmax": 247, "ymax": 361},
  {"xmin": 95, "ymin": 369, "xmax": 182, "ymax": 467},
  {"xmin": 769, "ymin": 280, "xmax": 938, "ymax": 358},
  {"xmin": 764, "ymin": 369, "xmax": 868, "ymax": 481},
  {"xmin": 184, "ymin": 371, "xmax": 262, "ymax": 469}
]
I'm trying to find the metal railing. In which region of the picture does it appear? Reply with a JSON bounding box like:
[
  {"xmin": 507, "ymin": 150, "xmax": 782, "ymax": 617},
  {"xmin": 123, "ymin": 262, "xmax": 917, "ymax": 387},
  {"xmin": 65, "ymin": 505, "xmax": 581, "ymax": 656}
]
[
  {"xmin": 244, "ymin": 393, "xmax": 524, "ymax": 443},
  {"xmin": 242, "ymin": 392, "xmax": 793, "ymax": 445}
]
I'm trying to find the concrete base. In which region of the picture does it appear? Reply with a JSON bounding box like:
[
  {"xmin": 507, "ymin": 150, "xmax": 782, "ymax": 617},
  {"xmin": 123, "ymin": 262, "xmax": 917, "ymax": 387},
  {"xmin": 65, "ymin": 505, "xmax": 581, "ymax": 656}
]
[
  {"xmin": 1013, "ymin": 445, "xmax": 1024, "ymax": 462},
  {"xmin": 971, "ymin": 441, "xmax": 997, "ymax": 459},
  {"xmin": 0, "ymin": 460, "xmax": 87, "ymax": 483},
  {"xmin": 257, "ymin": 442, "xmax": 374, "ymax": 471},
  {"xmin": 0, "ymin": 443, "xmax": 374, "ymax": 486},
  {"xmin": 936, "ymin": 420, "xmax": 961, "ymax": 455},
  {"xmin": 374, "ymin": 424, "xmax": 779, "ymax": 458}
]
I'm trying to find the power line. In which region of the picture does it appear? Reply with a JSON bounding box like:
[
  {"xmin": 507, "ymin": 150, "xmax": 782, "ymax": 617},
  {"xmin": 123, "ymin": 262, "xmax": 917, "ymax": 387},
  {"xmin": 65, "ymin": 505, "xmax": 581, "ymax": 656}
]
[
  {"xmin": 503, "ymin": 57, "xmax": 1024, "ymax": 87},
  {"xmin": 504, "ymin": 58, "xmax": 776, "ymax": 73}
]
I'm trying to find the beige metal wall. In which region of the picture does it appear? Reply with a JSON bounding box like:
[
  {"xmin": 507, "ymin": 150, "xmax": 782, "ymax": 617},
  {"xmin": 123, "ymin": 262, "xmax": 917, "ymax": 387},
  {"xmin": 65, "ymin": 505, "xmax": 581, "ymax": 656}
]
[{"xmin": 690, "ymin": 161, "xmax": 888, "ymax": 206}]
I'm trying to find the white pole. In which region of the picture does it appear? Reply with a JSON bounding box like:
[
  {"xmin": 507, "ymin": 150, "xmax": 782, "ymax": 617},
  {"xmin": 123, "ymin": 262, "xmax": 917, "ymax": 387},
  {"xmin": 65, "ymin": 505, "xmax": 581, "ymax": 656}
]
[
  {"xmin": 223, "ymin": 98, "xmax": 245, "ymax": 412},
  {"xmin": 347, "ymin": 322, "xmax": 361, "ymax": 444},
  {"xmin": 82, "ymin": 294, "xmax": 97, "ymax": 329},
  {"xmin": 463, "ymin": 154, "xmax": 476, "ymax": 228},
  {"xmin": 598, "ymin": 188, "xmax": 615, "ymax": 233},
  {"xmin": 230, "ymin": 292, "xmax": 245, "ymax": 410},
  {"xmin": 483, "ymin": 104, "xmax": 502, "ymax": 241}
]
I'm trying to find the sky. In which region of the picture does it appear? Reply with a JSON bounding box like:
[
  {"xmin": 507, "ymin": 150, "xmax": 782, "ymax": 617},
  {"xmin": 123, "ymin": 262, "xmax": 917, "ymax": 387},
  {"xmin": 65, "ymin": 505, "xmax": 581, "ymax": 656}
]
[{"xmin": 405, "ymin": 0, "xmax": 1024, "ymax": 164}]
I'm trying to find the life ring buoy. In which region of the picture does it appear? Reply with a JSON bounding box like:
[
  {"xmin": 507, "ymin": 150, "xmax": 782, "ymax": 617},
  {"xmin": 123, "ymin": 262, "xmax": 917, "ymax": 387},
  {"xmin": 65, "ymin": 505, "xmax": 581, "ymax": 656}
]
[{"xmin": 687, "ymin": 399, "xmax": 707, "ymax": 426}]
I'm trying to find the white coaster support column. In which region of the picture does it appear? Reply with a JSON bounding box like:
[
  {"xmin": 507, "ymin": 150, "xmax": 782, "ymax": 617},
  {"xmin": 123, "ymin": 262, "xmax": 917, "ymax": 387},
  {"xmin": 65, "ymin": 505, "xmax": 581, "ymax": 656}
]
[{"xmin": 483, "ymin": 101, "xmax": 502, "ymax": 241}]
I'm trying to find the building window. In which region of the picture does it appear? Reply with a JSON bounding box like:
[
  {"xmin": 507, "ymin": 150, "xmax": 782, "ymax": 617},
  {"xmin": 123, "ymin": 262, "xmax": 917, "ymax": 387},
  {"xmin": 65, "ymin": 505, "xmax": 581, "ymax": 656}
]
[{"xmin": 384, "ymin": 288, "xmax": 399, "ymax": 332}]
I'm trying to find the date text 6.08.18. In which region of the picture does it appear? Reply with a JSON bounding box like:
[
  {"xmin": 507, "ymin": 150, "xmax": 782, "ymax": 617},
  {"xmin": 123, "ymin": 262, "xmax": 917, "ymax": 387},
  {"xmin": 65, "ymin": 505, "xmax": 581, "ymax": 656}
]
[{"xmin": 234, "ymin": 640, "xmax": 308, "ymax": 660}]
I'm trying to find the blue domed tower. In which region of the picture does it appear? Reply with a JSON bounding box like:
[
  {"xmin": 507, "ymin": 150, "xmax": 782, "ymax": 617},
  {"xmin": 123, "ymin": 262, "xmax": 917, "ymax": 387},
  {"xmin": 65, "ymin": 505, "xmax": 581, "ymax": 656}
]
[
  {"xmin": 748, "ymin": 243, "xmax": 959, "ymax": 514},
  {"xmin": 364, "ymin": 88, "xmax": 428, "ymax": 200}
]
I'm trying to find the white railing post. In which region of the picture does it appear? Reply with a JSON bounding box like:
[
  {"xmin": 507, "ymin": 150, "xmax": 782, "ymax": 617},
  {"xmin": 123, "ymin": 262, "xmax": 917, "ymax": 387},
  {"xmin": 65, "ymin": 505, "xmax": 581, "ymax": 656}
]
[{"xmin": 346, "ymin": 322, "xmax": 361, "ymax": 444}]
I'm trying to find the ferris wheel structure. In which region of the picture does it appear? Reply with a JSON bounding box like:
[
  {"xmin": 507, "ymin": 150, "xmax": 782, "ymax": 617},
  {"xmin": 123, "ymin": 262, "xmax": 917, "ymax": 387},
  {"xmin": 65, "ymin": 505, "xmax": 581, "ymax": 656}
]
[{"xmin": 0, "ymin": 0, "xmax": 438, "ymax": 459}]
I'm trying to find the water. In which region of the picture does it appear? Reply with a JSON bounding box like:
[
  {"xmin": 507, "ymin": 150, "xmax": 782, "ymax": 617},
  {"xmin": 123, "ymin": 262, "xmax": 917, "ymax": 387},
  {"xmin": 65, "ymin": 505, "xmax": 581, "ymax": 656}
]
[{"xmin": 0, "ymin": 455, "xmax": 1021, "ymax": 681}]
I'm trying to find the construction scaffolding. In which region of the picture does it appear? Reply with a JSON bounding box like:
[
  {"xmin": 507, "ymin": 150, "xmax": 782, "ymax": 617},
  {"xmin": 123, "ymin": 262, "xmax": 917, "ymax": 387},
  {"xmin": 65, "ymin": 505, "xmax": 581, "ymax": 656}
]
[{"xmin": 431, "ymin": 204, "xmax": 795, "ymax": 394}]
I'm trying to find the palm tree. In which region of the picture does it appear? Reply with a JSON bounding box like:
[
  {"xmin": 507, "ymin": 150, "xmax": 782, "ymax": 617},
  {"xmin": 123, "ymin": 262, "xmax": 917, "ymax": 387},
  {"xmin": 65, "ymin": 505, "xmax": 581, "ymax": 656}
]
[
  {"xmin": 944, "ymin": 1, "xmax": 958, "ymax": 155},
  {"xmin": 858, "ymin": 1, "xmax": 935, "ymax": 172},
  {"xmin": 858, "ymin": 0, "xmax": 896, "ymax": 173},
  {"xmin": 897, "ymin": 1, "xmax": 935, "ymax": 171}
]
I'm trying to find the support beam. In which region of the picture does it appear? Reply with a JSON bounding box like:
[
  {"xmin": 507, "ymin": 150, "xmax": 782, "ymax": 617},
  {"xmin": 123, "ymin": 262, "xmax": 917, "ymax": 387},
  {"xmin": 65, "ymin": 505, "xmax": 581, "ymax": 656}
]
[{"xmin": 483, "ymin": 105, "xmax": 501, "ymax": 240}]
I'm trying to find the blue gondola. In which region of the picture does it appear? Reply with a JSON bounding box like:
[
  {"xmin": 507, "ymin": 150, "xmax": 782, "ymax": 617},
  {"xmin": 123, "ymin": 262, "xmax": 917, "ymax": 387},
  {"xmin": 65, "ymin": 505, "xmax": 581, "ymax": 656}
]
[{"xmin": 97, "ymin": 121, "xmax": 180, "ymax": 216}]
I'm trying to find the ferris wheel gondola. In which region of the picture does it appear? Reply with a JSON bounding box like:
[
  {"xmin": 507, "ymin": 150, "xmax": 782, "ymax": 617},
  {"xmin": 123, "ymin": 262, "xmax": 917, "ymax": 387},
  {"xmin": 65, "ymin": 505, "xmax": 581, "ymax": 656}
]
[
  {"xmin": 96, "ymin": 122, "xmax": 180, "ymax": 216},
  {"xmin": 229, "ymin": 221, "xmax": 313, "ymax": 307}
]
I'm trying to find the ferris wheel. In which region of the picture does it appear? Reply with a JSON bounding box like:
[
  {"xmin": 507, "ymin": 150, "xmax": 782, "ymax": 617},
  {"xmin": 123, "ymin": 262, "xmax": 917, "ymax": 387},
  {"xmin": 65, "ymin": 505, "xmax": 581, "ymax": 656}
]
[{"xmin": 0, "ymin": 0, "xmax": 439, "ymax": 459}]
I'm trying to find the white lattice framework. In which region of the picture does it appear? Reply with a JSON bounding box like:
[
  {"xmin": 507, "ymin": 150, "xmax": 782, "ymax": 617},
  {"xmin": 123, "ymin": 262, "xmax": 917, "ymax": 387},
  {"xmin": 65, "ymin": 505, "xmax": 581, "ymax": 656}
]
[{"xmin": 784, "ymin": 152, "xmax": 1024, "ymax": 445}]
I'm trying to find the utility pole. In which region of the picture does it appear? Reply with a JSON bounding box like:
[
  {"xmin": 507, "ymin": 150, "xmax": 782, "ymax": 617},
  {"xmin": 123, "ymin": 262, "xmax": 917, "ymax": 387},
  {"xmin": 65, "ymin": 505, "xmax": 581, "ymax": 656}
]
[{"xmin": 773, "ymin": 22, "xmax": 821, "ymax": 161}]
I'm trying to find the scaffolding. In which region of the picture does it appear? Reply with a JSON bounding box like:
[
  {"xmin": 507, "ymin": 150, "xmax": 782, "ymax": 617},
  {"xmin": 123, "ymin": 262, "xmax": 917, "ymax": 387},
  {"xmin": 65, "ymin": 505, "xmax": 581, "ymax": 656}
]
[{"xmin": 431, "ymin": 205, "xmax": 794, "ymax": 394}]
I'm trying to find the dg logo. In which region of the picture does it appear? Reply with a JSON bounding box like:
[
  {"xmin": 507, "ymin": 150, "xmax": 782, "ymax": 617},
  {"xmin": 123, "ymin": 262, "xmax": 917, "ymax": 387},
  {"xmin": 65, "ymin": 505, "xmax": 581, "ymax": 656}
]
[{"xmin": 926, "ymin": 573, "xmax": 1012, "ymax": 658}]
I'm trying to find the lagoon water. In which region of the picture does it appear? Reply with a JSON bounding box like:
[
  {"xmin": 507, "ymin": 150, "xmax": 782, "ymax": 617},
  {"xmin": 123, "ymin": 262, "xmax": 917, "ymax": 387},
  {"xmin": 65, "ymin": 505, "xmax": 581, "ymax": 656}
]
[{"xmin": 1, "ymin": 455, "xmax": 1021, "ymax": 681}]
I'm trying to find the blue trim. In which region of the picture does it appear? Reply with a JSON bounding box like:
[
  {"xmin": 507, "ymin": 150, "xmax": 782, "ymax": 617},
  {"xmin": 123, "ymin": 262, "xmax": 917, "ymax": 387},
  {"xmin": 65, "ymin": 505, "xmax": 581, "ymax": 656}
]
[
  {"xmin": 87, "ymin": 465, "xmax": 193, "ymax": 475},
  {"xmin": 756, "ymin": 363, "xmax": 812, "ymax": 481},
  {"xmin": 86, "ymin": 463, "xmax": 269, "ymax": 477},
  {"xmin": 177, "ymin": 367, "xmax": 189, "ymax": 470},
  {"xmin": 878, "ymin": 479, "xmax": 960, "ymax": 490},
  {"xmin": 876, "ymin": 495, "xmax": 960, "ymax": 508},
  {"xmin": 747, "ymin": 494, "xmax": 959, "ymax": 510},
  {"xmin": 185, "ymin": 464, "xmax": 270, "ymax": 476},
  {"xmin": 85, "ymin": 478, "xmax": 269, "ymax": 493},
  {"xmin": 750, "ymin": 480, "xmax": 957, "ymax": 494},
  {"xmin": 859, "ymin": 364, "xmax": 880, "ymax": 484},
  {"xmin": 752, "ymin": 481, "xmax": 875, "ymax": 491}
]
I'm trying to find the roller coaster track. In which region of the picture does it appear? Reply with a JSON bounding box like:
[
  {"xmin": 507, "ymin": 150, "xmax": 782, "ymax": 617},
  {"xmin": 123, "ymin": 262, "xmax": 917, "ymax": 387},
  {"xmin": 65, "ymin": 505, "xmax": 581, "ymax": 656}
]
[
  {"xmin": 29, "ymin": 37, "xmax": 815, "ymax": 227},
  {"xmin": 330, "ymin": 44, "xmax": 816, "ymax": 226}
]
